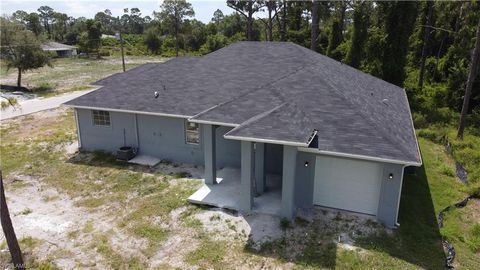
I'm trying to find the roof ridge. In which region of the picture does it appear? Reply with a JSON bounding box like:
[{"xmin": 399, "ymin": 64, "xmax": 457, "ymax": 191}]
[
  {"xmin": 223, "ymin": 103, "xmax": 286, "ymax": 138},
  {"xmin": 190, "ymin": 63, "xmax": 311, "ymax": 121},
  {"xmin": 310, "ymin": 64, "xmax": 414, "ymax": 159},
  {"xmin": 224, "ymin": 102, "xmax": 317, "ymax": 145}
]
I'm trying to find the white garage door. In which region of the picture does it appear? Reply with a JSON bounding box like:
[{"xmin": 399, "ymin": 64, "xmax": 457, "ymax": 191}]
[{"xmin": 313, "ymin": 155, "xmax": 383, "ymax": 215}]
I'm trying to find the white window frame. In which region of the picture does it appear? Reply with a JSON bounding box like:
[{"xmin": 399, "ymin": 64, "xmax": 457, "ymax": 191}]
[
  {"xmin": 185, "ymin": 121, "xmax": 200, "ymax": 145},
  {"xmin": 92, "ymin": 110, "xmax": 111, "ymax": 127}
]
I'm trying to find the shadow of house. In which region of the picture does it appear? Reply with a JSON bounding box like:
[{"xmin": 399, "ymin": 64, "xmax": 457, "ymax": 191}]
[
  {"xmin": 244, "ymin": 219, "xmax": 338, "ymax": 269},
  {"xmin": 355, "ymin": 165, "xmax": 445, "ymax": 269},
  {"xmin": 239, "ymin": 164, "xmax": 444, "ymax": 269}
]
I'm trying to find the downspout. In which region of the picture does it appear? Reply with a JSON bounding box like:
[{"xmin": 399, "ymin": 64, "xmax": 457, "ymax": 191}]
[
  {"xmin": 74, "ymin": 108, "xmax": 82, "ymax": 148},
  {"xmin": 134, "ymin": 114, "xmax": 139, "ymax": 150},
  {"xmin": 394, "ymin": 165, "xmax": 407, "ymax": 227}
]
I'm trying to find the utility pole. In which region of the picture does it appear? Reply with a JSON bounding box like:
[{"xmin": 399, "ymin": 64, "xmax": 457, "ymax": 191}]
[{"xmin": 118, "ymin": 31, "xmax": 126, "ymax": 72}]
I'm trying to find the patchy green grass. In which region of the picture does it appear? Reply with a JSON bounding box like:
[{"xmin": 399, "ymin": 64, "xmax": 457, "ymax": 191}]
[
  {"xmin": 90, "ymin": 233, "xmax": 145, "ymax": 269},
  {"xmin": 186, "ymin": 237, "xmax": 228, "ymax": 269},
  {"xmin": 3, "ymin": 108, "xmax": 479, "ymax": 269},
  {"xmin": 19, "ymin": 207, "xmax": 33, "ymax": 215},
  {"xmin": 0, "ymin": 56, "xmax": 167, "ymax": 96}
]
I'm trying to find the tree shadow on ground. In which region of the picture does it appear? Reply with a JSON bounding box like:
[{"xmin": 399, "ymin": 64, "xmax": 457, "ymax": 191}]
[{"xmin": 355, "ymin": 165, "xmax": 445, "ymax": 269}]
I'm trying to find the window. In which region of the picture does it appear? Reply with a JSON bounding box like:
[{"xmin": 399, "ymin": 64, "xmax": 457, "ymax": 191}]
[
  {"xmin": 92, "ymin": 110, "xmax": 111, "ymax": 126},
  {"xmin": 185, "ymin": 121, "xmax": 200, "ymax": 145}
]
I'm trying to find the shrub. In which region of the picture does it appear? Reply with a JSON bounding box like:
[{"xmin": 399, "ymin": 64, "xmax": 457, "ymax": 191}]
[
  {"xmin": 1, "ymin": 97, "xmax": 17, "ymax": 109},
  {"xmin": 32, "ymin": 82, "xmax": 54, "ymax": 92},
  {"xmin": 412, "ymin": 113, "xmax": 428, "ymax": 128},
  {"xmin": 200, "ymin": 34, "xmax": 229, "ymax": 55},
  {"xmin": 467, "ymin": 224, "xmax": 480, "ymax": 253},
  {"xmin": 439, "ymin": 164, "xmax": 455, "ymax": 177},
  {"xmin": 98, "ymin": 49, "xmax": 110, "ymax": 57}
]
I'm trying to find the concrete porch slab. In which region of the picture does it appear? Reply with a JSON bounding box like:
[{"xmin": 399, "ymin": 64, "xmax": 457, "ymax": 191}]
[
  {"xmin": 128, "ymin": 155, "xmax": 161, "ymax": 167},
  {"xmin": 188, "ymin": 167, "xmax": 282, "ymax": 216}
]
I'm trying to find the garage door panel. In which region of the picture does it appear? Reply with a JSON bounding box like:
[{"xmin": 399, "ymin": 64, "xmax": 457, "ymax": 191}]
[{"xmin": 313, "ymin": 156, "xmax": 383, "ymax": 215}]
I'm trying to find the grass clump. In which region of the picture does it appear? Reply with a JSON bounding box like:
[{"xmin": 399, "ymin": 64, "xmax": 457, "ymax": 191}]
[
  {"xmin": 91, "ymin": 234, "xmax": 145, "ymax": 270},
  {"xmin": 132, "ymin": 222, "xmax": 169, "ymax": 243},
  {"xmin": 186, "ymin": 238, "xmax": 227, "ymax": 269},
  {"xmin": 280, "ymin": 218, "xmax": 292, "ymax": 230},
  {"xmin": 0, "ymin": 97, "xmax": 17, "ymax": 109},
  {"xmin": 75, "ymin": 197, "xmax": 107, "ymax": 208},
  {"xmin": 439, "ymin": 164, "xmax": 455, "ymax": 177},
  {"xmin": 19, "ymin": 207, "xmax": 33, "ymax": 215},
  {"xmin": 83, "ymin": 220, "xmax": 94, "ymax": 233},
  {"xmin": 19, "ymin": 236, "xmax": 41, "ymax": 249},
  {"xmin": 466, "ymin": 223, "xmax": 480, "ymax": 252}
]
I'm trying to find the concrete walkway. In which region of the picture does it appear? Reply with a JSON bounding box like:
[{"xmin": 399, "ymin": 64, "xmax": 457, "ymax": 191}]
[
  {"xmin": 188, "ymin": 167, "xmax": 282, "ymax": 216},
  {"xmin": 0, "ymin": 90, "xmax": 93, "ymax": 120}
]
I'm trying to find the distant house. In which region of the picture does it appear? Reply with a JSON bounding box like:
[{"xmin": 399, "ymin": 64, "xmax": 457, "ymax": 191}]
[
  {"xmin": 65, "ymin": 42, "xmax": 422, "ymax": 228},
  {"xmin": 41, "ymin": 41, "xmax": 77, "ymax": 57}
]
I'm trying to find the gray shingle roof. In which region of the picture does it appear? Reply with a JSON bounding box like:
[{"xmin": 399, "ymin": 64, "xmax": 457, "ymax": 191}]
[
  {"xmin": 65, "ymin": 41, "xmax": 421, "ymax": 165},
  {"xmin": 41, "ymin": 41, "xmax": 77, "ymax": 51}
]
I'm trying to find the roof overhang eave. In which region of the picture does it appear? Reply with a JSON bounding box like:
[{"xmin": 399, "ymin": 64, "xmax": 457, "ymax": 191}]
[
  {"xmin": 297, "ymin": 147, "xmax": 422, "ymax": 167},
  {"xmin": 63, "ymin": 104, "xmax": 190, "ymax": 119},
  {"xmin": 223, "ymin": 134, "xmax": 310, "ymax": 147},
  {"xmin": 188, "ymin": 118, "xmax": 239, "ymax": 127}
]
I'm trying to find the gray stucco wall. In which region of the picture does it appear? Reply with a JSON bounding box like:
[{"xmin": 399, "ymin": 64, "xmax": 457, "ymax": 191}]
[
  {"xmin": 377, "ymin": 163, "xmax": 405, "ymax": 228},
  {"xmin": 76, "ymin": 108, "xmax": 137, "ymax": 152},
  {"xmin": 294, "ymin": 151, "xmax": 316, "ymax": 208},
  {"xmin": 76, "ymin": 108, "xmax": 241, "ymax": 167},
  {"xmin": 136, "ymin": 114, "xmax": 204, "ymax": 165},
  {"xmin": 215, "ymin": 126, "xmax": 241, "ymax": 168}
]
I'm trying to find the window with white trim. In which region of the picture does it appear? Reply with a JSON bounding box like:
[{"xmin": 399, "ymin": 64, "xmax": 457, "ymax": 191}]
[
  {"xmin": 92, "ymin": 110, "xmax": 111, "ymax": 126},
  {"xmin": 185, "ymin": 121, "xmax": 200, "ymax": 145}
]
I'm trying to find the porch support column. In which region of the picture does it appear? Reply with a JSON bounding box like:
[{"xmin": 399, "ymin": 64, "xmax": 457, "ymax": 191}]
[
  {"xmin": 240, "ymin": 141, "xmax": 254, "ymax": 211},
  {"xmin": 281, "ymin": 145, "xmax": 297, "ymax": 220},
  {"xmin": 254, "ymin": 143, "xmax": 265, "ymax": 195},
  {"xmin": 204, "ymin": 124, "xmax": 217, "ymax": 185}
]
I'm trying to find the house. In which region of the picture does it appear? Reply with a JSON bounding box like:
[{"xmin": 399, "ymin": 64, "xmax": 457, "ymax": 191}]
[
  {"xmin": 64, "ymin": 42, "xmax": 422, "ymax": 228},
  {"xmin": 41, "ymin": 41, "xmax": 77, "ymax": 57}
]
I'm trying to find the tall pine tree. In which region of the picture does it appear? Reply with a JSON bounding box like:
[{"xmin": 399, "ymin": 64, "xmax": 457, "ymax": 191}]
[{"xmin": 381, "ymin": 1, "xmax": 418, "ymax": 86}]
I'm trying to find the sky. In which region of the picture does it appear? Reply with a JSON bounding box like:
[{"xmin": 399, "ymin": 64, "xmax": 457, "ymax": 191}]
[{"xmin": 0, "ymin": 0, "xmax": 238, "ymax": 23}]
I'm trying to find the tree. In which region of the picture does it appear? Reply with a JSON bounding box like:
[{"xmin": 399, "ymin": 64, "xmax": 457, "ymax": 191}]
[
  {"xmin": 345, "ymin": 1, "xmax": 371, "ymax": 68},
  {"xmin": 259, "ymin": 0, "xmax": 279, "ymax": 42},
  {"xmin": 25, "ymin": 13, "xmax": 43, "ymax": 36},
  {"xmin": 200, "ymin": 33, "xmax": 229, "ymax": 54},
  {"xmin": 457, "ymin": 16, "xmax": 480, "ymax": 139},
  {"xmin": 0, "ymin": 17, "xmax": 51, "ymax": 88},
  {"xmin": 212, "ymin": 9, "xmax": 224, "ymax": 25},
  {"xmin": 144, "ymin": 27, "xmax": 162, "ymax": 54},
  {"xmin": 12, "ymin": 10, "xmax": 28, "ymax": 23},
  {"xmin": 418, "ymin": 0, "xmax": 434, "ymax": 91},
  {"xmin": 326, "ymin": 1, "xmax": 348, "ymax": 60},
  {"xmin": 51, "ymin": 12, "xmax": 69, "ymax": 42},
  {"xmin": 158, "ymin": 0, "xmax": 195, "ymax": 57},
  {"xmin": 381, "ymin": 1, "xmax": 418, "ymax": 86},
  {"xmin": 311, "ymin": 1, "xmax": 320, "ymax": 51},
  {"xmin": 279, "ymin": 0, "xmax": 287, "ymax": 41},
  {"xmin": 227, "ymin": 0, "xmax": 263, "ymax": 41},
  {"xmin": 95, "ymin": 10, "xmax": 114, "ymax": 34},
  {"xmin": 78, "ymin": 19, "xmax": 102, "ymax": 57},
  {"xmin": 1, "ymin": 171, "xmax": 25, "ymax": 270},
  {"xmin": 37, "ymin": 5, "xmax": 54, "ymax": 38}
]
